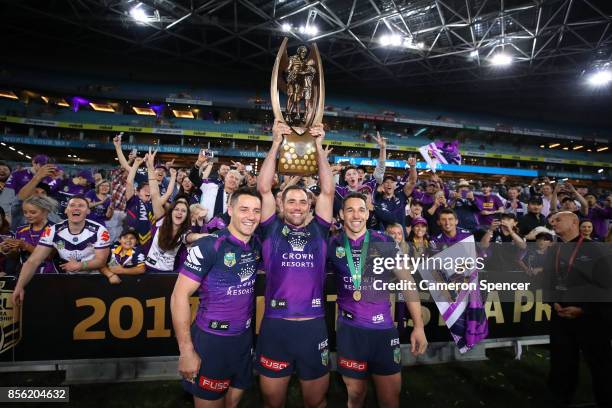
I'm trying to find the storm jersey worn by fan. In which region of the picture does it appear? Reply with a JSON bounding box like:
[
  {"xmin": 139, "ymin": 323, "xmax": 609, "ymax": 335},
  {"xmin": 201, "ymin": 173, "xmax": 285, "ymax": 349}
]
[{"xmin": 38, "ymin": 219, "xmax": 111, "ymax": 271}]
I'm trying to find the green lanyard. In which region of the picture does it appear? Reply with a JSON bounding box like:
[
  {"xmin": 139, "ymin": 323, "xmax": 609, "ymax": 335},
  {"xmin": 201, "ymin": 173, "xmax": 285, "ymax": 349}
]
[{"xmin": 343, "ymin": 230, "xmax": 370, "ymax": 292}]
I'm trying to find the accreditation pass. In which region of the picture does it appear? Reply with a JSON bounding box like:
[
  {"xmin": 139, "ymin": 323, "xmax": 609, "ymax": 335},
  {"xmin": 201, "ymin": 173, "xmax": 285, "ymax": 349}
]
[{"xmin": 0, "ymin": 387, "xmax": 69, "ymax": 402}]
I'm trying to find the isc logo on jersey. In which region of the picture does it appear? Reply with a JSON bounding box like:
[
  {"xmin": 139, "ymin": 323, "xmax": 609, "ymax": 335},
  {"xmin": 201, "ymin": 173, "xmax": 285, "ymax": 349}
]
[
  {"xmin": 311, "ymin": 298, "xmax": 322, "ymax": 307},
  {"xmin": 372, "ymin": 314, "xmax": 384, "ymax": 323},
  {"xmin": 185, "ymin": 246, "xmax": 204, "ymax": 271}
]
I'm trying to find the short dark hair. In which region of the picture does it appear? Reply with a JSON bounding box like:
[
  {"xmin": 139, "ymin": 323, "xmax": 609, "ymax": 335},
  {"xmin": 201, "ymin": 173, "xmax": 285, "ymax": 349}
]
[
  {"xmin": 0, "ymin": 161, "xmax": 11, "ymax": 172},
  {"xmin": 411, "ymin": 200, "xmax": 423, "ymax": 208},
  {"xmin": 67, "ymin": 194, "xmax": 89, "ymax": 206},
  {"xmin": 281, "ymin": 185, "xmax": 309, "ymax": 202},
  {"xmin": 136, "ymin": 182, "xmax": 149, "ymax": 191},
  {"xmin": 230, "ymin": 187, "xmax": 262, "ymax": 207},
  {"xmin": 438, "ymin": 208, "xmax": 457, "ymax": 219},
  {"xmin": 120, "ymin": 229, "xmax": 139, "ymax": 241},
  {"xmin": 342, "ymin": 192, "xmax": 367, "ymax": 209},
  {"xmin": 535, "ymin": 232, "xmax": 553, "ymax": 241},
  {"xmin": 561, "ymin": 196, "xmax": 574, "ymax": 204}
]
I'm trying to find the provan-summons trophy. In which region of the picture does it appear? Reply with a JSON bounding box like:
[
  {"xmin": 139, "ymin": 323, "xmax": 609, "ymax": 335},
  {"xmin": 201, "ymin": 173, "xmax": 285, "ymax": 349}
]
[{"xmin": 271, "ymin": 38, "xmax": 325, "ymax": 176}]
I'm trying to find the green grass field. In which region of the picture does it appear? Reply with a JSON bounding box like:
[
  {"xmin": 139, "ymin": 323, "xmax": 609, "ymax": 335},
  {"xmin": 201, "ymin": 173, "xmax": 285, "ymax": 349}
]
[{"xmin": 4, "ymin": 346, "xmax": 597, "ymax": 407}]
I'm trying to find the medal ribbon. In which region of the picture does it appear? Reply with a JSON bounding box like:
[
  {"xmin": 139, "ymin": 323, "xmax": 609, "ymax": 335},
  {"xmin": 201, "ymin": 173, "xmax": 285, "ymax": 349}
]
[
  {"xmin": 555, "ymin": 235, "xmax": 584, "ymax": 281},
  {"xmin": 344, "ymin": 230, "xmax": 370, "ymax": 292}
]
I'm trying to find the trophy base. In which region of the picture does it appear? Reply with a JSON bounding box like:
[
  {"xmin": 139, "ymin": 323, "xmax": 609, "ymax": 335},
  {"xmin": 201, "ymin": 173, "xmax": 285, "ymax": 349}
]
[{"xmin": 278, "ymin": 129, "xmax": 318, "ymax": 176}]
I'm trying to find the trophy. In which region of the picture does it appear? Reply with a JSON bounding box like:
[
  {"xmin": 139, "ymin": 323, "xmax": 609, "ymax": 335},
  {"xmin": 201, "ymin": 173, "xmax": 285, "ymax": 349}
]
[{"xmin": 271, "ymin": 37, "xmax": 325, "ymax": 175}]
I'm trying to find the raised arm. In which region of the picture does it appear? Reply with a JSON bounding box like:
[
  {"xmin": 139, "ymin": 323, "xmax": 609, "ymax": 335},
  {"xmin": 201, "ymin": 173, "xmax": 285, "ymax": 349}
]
[
  {"xmin": 17, "ymin": 164, "xmax": 56, "ymax": 201},
  {"xmin": 125, "ymin": 157, "xmax": 144, "ymax": 202},
  {"xmin": 403, "ymin": 156, "xmax": 418, "ymax": 198},
  {"xmin": 160, "ymin": 168, "xmax": 177, "ymax": 206},
  {"xmin": 113, "ymin": 133, "xmax": 133, "ymax": 171},
  {"xmin": 373, "ymin": 131, "xmax": 387, "ymax": 184},
  {"xmin": 566, "ymin": 183, "xmax": 588, "ymax": 217},
  {"xmin": 145, "ymin": 150, "xmax": 166, "ymax": 220},
  {"xmin": 258, "ymin": 120, "xmax": 289, "ymax": 221},
  {"xmin": 311, "ymin": 124, "xmax": 334, "ymax": 223}
]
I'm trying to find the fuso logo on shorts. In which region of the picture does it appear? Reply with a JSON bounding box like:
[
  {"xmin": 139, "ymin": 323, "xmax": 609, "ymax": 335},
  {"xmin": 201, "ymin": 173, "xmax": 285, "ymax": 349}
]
[
  {"xmin": 338, "ymin": 357, "xmax": 367, "ymax": 372},
  {"xmin": 260, "ymin": 356, "xmax": 289, "ymax": 371},
  {"xmin": 198, "ymin": 376, "xmax": 230, "ymax": 392}
]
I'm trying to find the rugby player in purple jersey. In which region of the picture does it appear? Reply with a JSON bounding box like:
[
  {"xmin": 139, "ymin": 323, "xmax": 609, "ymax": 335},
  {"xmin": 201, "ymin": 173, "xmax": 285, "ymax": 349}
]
[
  {"xmin": 328, "ymin": 192, "xmax": 427, "ymax": 408},
  {"xmin": 171, "ymin": 187, "xmax": 262, "ymax": 408},
  {"xmin": 255, "ymin": 119, "xmax": 335, "ymax": 408}
]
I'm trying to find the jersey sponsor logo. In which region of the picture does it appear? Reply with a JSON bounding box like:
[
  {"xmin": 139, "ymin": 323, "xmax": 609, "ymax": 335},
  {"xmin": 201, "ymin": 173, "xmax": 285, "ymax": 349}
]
[
  {"xmin": 342, "ymin": 310, "xmax": 354, "ymax": 320},
  {"xmin": 288, "ymin": 235, "xmax": 307, "ymax": 252},
  {"xmin": 185, "ymin": 246, "xmax": 204, "ymax": 269},
  {"xmin": 208, "ymin": 320, "xmax": 230, "ymax": 331},
  {"xmin": 270, "ymin": 299, "xmax": 287, "ymax": 309},
  {"xmin": 281, "ymin": 225, "xmax": 290, "ymax": 236},
  {"xmin": 318, "ymin": 339, "xmax": 329, "ymax": 350},
  {"xmin": 238, "ymin": 264, "xmax": 255, "ymax": 282},
  {"xmin": 260, "ymin": 356, "xmax": 289, "ymax": 372},
  {"xmin": 101, "ymin": 231, "xmax": 110, "ymax": 242},
  {"xmin": 338, "ymin": 357, "xmax": 367, "ymax": 372},
  {"xmin": 198, "ymin": 376, "xmax": 230, "ymax": 392},
  {"xmin": 335, "ymin": 246, "xmax": 345, "ymax": 258},
  {"xmin": 393, "ymin": 347, "xmax": 401, "ymax": 364},
  {"xmin": 224, "ymin": 252, "xmax": 236, "ymax": 267},
  {"xmin": 41, "ymin": 226, "xmax": 52, "ymax": 238},
  {"xmin": 56, "ymin": 240, "xmax": 65, "ymax": 251},
  {"xmin": 311, "ymin": 298, "xmax": 322, "ymax": 308},
  {"xmin": 390, "ymin": 338, "xmax": 400, "ymax": 347}
]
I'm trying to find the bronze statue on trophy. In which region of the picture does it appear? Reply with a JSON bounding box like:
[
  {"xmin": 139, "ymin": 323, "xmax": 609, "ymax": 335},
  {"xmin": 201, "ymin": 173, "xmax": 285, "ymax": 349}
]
[{"xmin": 271, "ymin": 38, "xmax": 325, "ymax": 175}]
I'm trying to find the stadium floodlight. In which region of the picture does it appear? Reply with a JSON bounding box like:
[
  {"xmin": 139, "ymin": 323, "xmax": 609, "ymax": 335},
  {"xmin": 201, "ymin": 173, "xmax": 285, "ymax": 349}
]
[
  {"xmin": 380, "ymin": 34, "xmax": 402, "ymax": 47},
  {"xmin": 549, "ymin": 143, "xmax": 560, "ymax": 148},
  {"xmin": 281, "ymin": 23, "xmax": 292, "ymax": 32},
  {"xmin": 469, "ymin": 50, "xmax": 479, "ymax": 58},
  {"xmin": 17, "ymin": 151, "xmax": 24, "ymax": 155},
  {"xmin": 598, "ymin": 168, "xmax": 604, "ymax": 173},
  {"xmin": 25, "ymin": 155, "xmax": 31, "ymax": 159},
  {"xmin": 572, "ymin": 145, "xmax": 583, "ymax": 150},
  {"xmin": 490, "ymin": 53, "xmax": 512, "ymax": 66},
  {"xmin": 130, "ymin": 4, "xmax": 148, "ymax": 23},
  {"xmin": 9, "ymin": 146, "xmax": 15, "ymax": 151},
  {"xmin": 587, "ymin": 69, "xmax": 612, "ymax": 87},
  {"xmin": 298, "ymin": 25, "xmax": 318, "ymax": 36},
  {"xmin": 597, "ymin": 146, "xmax": 609, "ymax": 152}
]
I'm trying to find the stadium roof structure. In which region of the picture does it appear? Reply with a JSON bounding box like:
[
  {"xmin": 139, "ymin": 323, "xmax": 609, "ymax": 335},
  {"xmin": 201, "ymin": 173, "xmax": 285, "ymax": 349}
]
[{"xmin": 1, "ymin": 0, "xmax": 611, "ymax": 121}]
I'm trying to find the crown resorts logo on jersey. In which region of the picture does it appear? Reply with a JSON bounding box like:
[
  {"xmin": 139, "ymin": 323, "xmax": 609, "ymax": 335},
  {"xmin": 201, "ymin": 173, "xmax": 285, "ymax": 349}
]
[
  {"xmin": 238, "ymin": 264, "xmax": 255, "ymax": 282},
  {"xmin": 224, "ymin": 252, "xmax": 236, "ymax": 267},
  {"xmin": 335, "ymin": 246, "xmax": 346, "ymax": 258},
  {"xmin": 288, "ymin": 235, "xmax": 307, "ymax": 252}
]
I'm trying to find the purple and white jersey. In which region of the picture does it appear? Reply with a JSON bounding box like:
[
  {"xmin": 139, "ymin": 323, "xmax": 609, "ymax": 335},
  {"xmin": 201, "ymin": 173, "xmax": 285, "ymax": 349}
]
[
  {"xmin": 180, "ymin": 228, "xmax": 261, "ymax": 336},
  {"xmin": 85, "ymin": 190, "xmax": 111, "ymax": 226},
  {"xmin": 259, "ymin": 214, "xmax": 330, "ymax": 319},
  {"xmin": 328, "ymin": 230, "xmax": 397, "ymax": 329},
  {"xmin": 144, "ymin": 218, "xmax": 189, "ymax": 273},
  {"xmin": 108, "ymin": 243, "xmax": 146, "ymax": 269},
  {"xmin": 53, "ymin": 180, "xmax": 89, "ymax": 218},
  {"xmin": 14, "ymin": 222, "xmax": 55, "ymax": 274},
  {"xmin": 430, "ymin": 229, "xmax": 472, "ymax": 253},
  {"xmin": 38, "ymin": 219, "xmax": 111, "ymax": 267}
]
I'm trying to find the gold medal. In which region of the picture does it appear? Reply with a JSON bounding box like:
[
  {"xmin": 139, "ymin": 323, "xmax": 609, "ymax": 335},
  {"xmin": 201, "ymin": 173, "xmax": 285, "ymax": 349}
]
[{"xmin": 353, "ymin": 290, "xmax": 362, "ymax": 302}]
